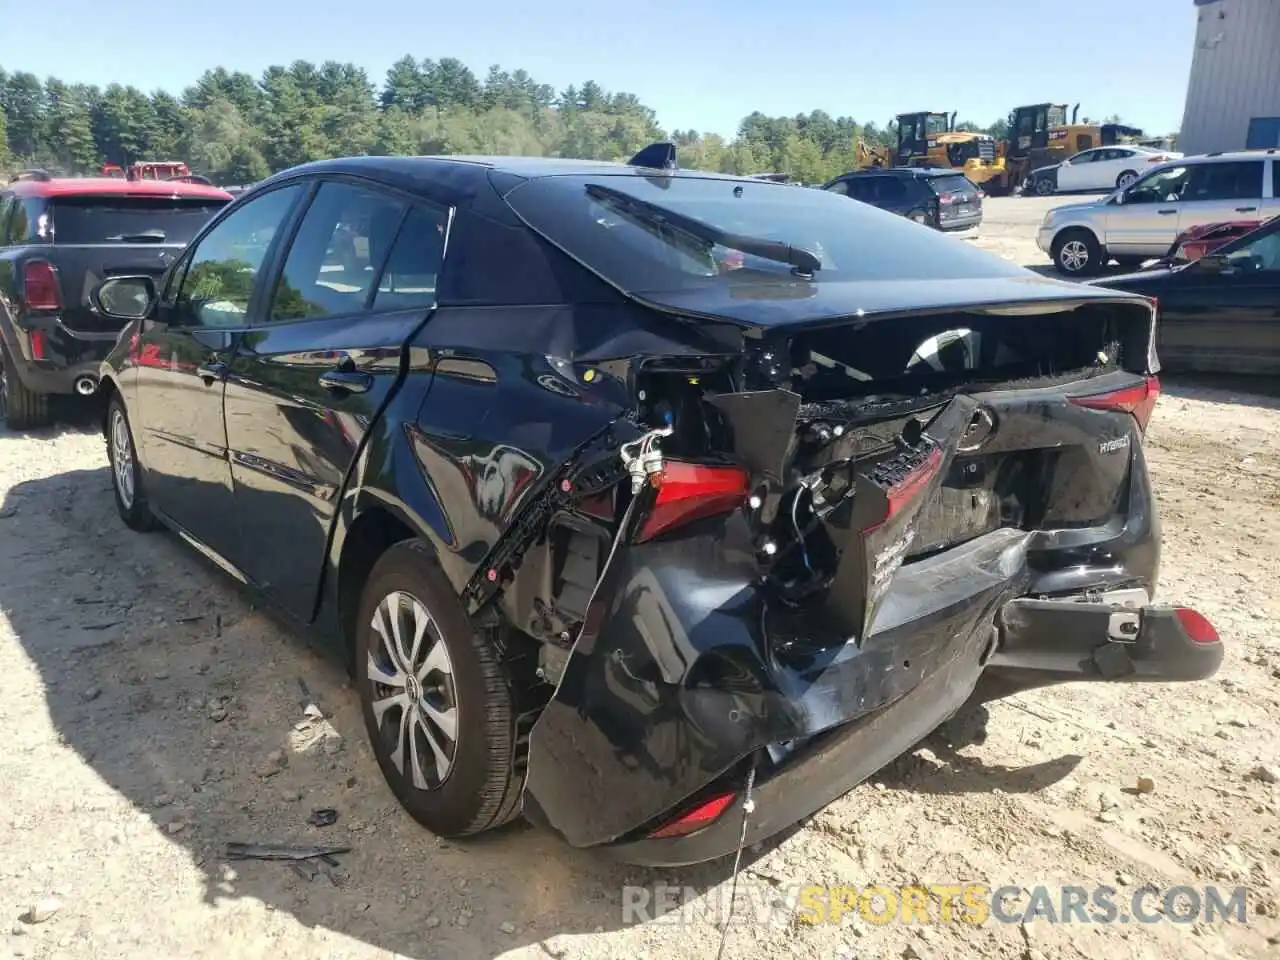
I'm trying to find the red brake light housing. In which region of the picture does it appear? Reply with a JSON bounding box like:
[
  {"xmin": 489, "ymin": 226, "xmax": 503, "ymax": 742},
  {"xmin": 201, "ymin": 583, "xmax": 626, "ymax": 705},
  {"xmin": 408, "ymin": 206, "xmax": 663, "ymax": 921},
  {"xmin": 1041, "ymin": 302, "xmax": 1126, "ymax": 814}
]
[
  {"xmin": 23, "ymin": 259, "xmax": 61, "ymax": 311},
  {"xmin": 28, "ymin": 328, "xmax": 47, "ymax": 360},
  {"xmin": 1174, "ymin": 607, "xmax": 1219, "ymax": 644},
  {"xmin": 1069, "ymin": 376, "xmax": 1161, "ymax": 432},
  {"xmin": 647, "ymin": 791, "xmax": 736, "ymax": 839},
  {"xmin": 636, "ymin": 461, "xmax": 750, "ymax": 542}
]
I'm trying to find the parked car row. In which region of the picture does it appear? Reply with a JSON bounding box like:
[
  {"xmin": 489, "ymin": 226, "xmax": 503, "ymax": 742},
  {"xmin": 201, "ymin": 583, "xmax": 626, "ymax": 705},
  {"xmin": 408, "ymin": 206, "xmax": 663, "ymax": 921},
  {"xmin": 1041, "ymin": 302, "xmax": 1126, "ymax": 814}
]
[
  {"xmin": 77, "ymin": 144, "xmax": 1220, "ymax": 866},
  {"xmin": 1038, "ymin": 149, "xmax": 1280, "ymax": 276}
]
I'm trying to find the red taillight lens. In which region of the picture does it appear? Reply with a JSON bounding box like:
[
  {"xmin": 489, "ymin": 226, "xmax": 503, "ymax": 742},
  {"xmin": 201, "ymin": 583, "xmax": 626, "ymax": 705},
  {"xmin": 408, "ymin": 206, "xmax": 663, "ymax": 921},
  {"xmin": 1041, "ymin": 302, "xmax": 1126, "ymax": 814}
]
[
  {"xmin": 647, "ymin": 791, "xmax": 736, "ymax": 839},
  {"xmin": 937, "ymin": 192, "xmax": 956, "ymax": 204},
  {"xmin": 22, "ymin": 260, "xmax": 61, "ymax": 310},
  {"xmin": 29, "ymin": 328, "xmax": 47, "ymax": 360},
  {"xmin": 1069, "ymin": 376, "xmax": 1161, "ymax": 432},
  {"xmin": 636, "ymin": 461, "xmax": 750, "ymax": 542},
  {"xmin": 1148, "ymin": 155, "xmax": 1167, "ymax": 162},
  {"xmin": 860, "ymin": 447, "xmax": 944, "ymax": 534},
  {"xmin": 1174, "ymin": 607, "xmax": 1219, "ymax": 644}
]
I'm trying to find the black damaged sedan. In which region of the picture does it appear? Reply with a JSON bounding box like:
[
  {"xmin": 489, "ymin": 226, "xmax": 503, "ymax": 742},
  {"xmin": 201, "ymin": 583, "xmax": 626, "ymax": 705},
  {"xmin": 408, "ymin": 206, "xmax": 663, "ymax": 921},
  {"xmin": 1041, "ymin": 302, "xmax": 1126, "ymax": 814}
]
[{"xmin": 91, "ymin": 145, "xmax": 1223, "ymax": 867}]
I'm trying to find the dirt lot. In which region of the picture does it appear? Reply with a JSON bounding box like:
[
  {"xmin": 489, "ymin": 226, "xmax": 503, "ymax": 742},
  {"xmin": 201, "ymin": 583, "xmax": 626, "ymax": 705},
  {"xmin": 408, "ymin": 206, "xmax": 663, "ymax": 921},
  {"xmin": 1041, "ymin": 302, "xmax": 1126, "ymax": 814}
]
[{"xmin": 2, "ymin": 199, "xmax": 1279, "ymax": 960}]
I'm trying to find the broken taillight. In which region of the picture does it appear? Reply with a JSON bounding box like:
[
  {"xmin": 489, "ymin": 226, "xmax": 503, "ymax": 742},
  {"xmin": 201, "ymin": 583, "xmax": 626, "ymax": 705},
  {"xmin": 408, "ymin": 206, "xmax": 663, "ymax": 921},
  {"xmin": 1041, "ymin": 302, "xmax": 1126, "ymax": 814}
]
[
  {"xmin": 1069, "ymin": 376, "xmax": 1161, "ymax": 432},
  {"xmin": 636, "ymin": 461, "xmax": 751, "ymax": 542},
  {"xmin": 23, "ymin": 260, "xmax": 61, "ymax": 310},
  {"xmin": 647, "ymin": 791, "xmax": 736, "ymax": 839},
  {"xmin": 858, "ymin": 446, "xmax": 944, "ymax": 534}
]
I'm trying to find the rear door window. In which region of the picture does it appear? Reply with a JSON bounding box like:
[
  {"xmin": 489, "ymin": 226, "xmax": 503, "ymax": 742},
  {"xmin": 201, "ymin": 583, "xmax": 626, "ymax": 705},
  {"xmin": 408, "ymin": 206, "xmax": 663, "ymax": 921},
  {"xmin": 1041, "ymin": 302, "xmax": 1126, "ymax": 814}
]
[
  {"xmin": 50, "ymin": 196, "xmax": 228, "ymax": 245},
  {"xmin": 845, "ymin": 179, "xmax": 875, "ymax": 201},
  {"xmin": 824, "ymin": 180, "xmax": 850, "ymax": 197},
  {"xmin": 372, "ymin": 204, "xmax": 448, "ymax": 311},
  {"xmin": 267, "ymin": 181, "xmax": 409, "ymax": 323},
  {"xmin": 1184, "ymin": 161, "xmax": 1266, "ymax": 202},
  {"xmin": 875, "ymin": 178, "xmax": 909, "ymax": 205}
]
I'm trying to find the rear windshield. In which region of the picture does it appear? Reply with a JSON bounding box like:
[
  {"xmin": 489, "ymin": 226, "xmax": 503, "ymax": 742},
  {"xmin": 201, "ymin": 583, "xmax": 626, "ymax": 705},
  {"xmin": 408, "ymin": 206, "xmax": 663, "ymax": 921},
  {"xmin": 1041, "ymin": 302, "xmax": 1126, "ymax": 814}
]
[
  {"xmin": 926, "ymin": 175, "xmax": 979, "ymax": 197},
  {"xmin": 503, "ymin": 174, "xmax": 1018, "ymax": 295},
  {"xmin": 51, "ymin": 196, "xmax": 228, "ymax": 245}
]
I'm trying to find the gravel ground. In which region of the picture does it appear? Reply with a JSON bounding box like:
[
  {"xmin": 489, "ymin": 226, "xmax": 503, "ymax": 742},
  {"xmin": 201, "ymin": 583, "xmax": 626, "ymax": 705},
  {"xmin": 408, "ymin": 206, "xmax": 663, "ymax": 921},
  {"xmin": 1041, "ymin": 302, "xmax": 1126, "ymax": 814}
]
[{"xmin": 2, "ymin": 201, "xmax": 1278, "ymax": 960}]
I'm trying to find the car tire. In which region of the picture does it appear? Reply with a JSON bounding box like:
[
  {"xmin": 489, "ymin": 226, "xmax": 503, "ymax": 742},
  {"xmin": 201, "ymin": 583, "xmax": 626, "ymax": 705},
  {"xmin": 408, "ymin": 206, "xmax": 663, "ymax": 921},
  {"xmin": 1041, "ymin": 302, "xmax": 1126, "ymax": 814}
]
[
  {"xmin": 356, "ymin": 540, "xmax": 525, "ymax": 838},
  {"xmin": 0, "ymin": 342, "xmax": 51, "ymax": 430},
  {"xmin": 1116, "ymin": 170, "xmax": 1139, "ymax": 190},
  {"xmin": 105, "ymin": 394, "xmax": 159, "ymax": 532},
  {"xmin": 1051, "ymin": 228, "xmax": 1104, "ymax": 276},
  {"xmin": 1033, "ymin": 176, "xmax": 1055, "ymax": 197}
]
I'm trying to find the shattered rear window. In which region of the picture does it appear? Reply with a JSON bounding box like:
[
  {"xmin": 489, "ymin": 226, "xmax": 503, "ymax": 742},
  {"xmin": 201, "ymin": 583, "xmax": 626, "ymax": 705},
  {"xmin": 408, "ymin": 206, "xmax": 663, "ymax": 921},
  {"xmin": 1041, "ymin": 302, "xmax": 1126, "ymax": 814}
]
[{"xmin": 502, "ymin": 174, "xmax": 1021, "ymax": 296}]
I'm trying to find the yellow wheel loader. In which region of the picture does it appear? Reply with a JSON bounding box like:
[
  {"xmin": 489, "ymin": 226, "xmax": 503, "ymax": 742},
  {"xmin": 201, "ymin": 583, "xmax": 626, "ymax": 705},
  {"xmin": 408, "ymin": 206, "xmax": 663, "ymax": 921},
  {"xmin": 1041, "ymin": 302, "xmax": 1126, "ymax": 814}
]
[{"xmin": 893, "ymin": 111, "xmax": 1002, "ymax": 188}]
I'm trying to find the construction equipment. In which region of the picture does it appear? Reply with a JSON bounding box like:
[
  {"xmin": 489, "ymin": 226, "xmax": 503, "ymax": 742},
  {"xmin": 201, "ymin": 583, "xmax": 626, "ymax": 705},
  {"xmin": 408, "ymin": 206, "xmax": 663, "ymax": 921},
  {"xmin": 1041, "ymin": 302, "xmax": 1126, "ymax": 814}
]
[
  {"xmin": 854, "ymin": 138, "xmax": 891, "ymax": 170},
  {"xmin": 893, "ymin": 111, "xmax": 1001, "ymax": 187},
  {"xmin": 986, "ymin": 104, "xmax": 1145, "ymax": 195},
  {"xmin": 102, "ymin": 160, "xmax": 194, "ymax": 181}
]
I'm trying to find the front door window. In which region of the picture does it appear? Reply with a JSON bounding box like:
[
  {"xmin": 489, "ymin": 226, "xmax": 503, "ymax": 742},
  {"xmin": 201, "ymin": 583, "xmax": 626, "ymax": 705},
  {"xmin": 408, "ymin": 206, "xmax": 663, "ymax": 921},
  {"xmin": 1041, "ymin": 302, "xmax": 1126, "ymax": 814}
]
[{"xmin": 172, "ymin": 185, "xmax": 305, "ymax": 328}]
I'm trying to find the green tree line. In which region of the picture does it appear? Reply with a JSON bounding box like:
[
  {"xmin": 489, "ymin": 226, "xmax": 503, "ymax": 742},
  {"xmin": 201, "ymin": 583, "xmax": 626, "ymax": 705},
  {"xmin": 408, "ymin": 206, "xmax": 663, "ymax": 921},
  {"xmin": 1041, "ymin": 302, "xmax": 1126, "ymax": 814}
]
[{"xmin": 0, "ymin": 58, "xmax": 1012, "ymax": 186}]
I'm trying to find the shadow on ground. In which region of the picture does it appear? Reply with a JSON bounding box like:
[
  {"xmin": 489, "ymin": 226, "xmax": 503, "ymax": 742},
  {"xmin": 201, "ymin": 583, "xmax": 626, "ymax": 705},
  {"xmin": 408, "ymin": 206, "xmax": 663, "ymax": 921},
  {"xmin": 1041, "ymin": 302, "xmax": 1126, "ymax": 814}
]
[{"xmin": 0, "ymin": 466, "xmax": 818, "ymax": 958}]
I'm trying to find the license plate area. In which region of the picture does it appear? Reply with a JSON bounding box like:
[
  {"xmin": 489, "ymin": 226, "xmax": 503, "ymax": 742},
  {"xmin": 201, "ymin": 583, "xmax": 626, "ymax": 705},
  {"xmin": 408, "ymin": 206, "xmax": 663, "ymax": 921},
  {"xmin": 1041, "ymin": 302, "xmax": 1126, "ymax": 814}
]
[{"xmin": 909, "ymin": 453, "xmax": 1032, "ymax": 557}]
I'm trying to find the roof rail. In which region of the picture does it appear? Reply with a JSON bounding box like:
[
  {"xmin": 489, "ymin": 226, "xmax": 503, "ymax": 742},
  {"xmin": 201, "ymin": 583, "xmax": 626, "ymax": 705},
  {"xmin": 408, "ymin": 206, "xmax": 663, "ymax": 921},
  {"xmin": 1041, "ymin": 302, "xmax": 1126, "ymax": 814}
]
[
  {"xmin": 8, "ymin": 168, "xmax": 53, "ymax": 184},
  {"xmin": 166, "ymin": 173, "xmax": 214, "ymax": 185},
  {"xmin": 627, "ymin": 142, "xmax": 678, "ymax": 172}
]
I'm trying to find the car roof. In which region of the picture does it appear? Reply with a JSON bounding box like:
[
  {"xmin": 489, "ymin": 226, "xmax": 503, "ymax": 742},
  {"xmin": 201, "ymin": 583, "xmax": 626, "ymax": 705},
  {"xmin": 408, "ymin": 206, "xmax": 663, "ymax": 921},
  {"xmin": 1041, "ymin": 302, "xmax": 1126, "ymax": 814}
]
[
  {"xmin": 839, "ymin": 167, "xmax": 965, "ymax": 178},
  {"xmin": 6, "ymin": 176, "xmax": 233, "ymax": 201},
  {"xmin": 1179, "ymin": 149, "xmax": 1279, "ymax": 164}
]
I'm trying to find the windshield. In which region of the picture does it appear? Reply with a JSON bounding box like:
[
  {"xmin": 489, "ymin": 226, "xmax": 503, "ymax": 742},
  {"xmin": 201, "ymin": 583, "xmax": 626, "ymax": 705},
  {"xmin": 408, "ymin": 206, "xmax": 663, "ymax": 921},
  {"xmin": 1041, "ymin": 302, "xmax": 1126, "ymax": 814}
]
[
  {"xmin": 51, "ymin": 196, "xmax": 228, "ymax": 244},
  {"xmin": 1047, "ymin": 105, "xmax": 1067, "ymax": 127},
  {"xmin": 503, "ymin": 174, "xmax": 1021, "ymax": 295},
  {"xmin": 926, "ymin": 114, "xmax": 950, "ymax": 135}
]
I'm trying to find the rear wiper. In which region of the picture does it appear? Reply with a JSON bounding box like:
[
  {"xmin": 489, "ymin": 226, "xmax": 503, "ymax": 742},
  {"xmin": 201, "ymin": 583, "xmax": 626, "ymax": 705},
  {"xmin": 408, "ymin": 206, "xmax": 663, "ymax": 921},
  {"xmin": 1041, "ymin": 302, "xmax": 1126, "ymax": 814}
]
[
  {"xmin": 105, "ymin": 229, "xmax": 167, "ymax": 243},
  {"xmin": 584, "ymin": 182, "xmax": 822, "ymax": 277}
]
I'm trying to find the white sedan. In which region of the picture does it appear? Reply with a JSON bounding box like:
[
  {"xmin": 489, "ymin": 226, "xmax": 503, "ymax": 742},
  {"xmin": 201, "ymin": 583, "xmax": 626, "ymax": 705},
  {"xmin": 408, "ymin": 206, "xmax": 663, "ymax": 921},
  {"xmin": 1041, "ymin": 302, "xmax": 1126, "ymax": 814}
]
[{"xmin": 1029, "ymin": 145, "xmax": 1183, "ymax": 195}]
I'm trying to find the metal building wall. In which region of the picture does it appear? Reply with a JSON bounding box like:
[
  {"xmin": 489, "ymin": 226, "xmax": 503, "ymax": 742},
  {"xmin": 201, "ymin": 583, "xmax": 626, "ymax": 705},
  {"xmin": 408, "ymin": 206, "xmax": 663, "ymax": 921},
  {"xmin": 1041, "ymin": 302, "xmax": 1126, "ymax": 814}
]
[{"xmin": 1179, "ymin": 0, "xmax": 1280, "ymax": 155}]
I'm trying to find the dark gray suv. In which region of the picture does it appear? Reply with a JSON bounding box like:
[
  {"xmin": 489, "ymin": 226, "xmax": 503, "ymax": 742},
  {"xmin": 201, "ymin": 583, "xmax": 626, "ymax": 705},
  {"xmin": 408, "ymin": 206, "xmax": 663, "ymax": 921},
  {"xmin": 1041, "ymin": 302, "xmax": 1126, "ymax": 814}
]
[{"xmin": 822, "ymin": 167, "xmax": 983, "ymax": 237}]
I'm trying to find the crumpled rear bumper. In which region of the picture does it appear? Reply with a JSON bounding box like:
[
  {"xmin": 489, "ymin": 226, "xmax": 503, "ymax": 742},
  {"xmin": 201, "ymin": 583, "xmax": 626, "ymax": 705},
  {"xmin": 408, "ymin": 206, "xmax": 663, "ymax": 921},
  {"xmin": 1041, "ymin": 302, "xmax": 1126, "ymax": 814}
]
[
  {"xmin": 521, "ymin": 465, "xmax": 1220, "ymax": 866},
  {"xmin": 521, "ymin": 522, "xmax": 1028, "ymax": 855}
]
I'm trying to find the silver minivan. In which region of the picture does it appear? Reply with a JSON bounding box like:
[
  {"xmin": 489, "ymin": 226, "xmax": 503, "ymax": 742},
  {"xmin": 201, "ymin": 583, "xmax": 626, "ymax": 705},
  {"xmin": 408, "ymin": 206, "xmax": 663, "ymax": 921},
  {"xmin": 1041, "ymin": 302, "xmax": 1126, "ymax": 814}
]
[{"xmin": 1037, "ymin": 151, "xmax": 1280, "ymax": 275}]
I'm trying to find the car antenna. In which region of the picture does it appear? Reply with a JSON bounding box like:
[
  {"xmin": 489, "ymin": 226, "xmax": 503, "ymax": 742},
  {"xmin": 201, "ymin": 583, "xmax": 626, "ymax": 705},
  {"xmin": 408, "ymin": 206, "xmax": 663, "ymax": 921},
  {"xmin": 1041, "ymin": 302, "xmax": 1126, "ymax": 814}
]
[{"xmin": 627, "ymin": 142, "xmax": 678, "ymax": 172}]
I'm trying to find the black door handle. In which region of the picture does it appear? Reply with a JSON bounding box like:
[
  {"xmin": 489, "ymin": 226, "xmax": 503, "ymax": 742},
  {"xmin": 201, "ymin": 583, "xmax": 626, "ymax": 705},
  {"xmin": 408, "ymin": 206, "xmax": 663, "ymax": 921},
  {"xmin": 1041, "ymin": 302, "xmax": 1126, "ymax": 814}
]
[
  {"xmin": 318, "ymin": 369, "xmax": 373, "ymax": 394},
  {"xmin": 1235, "ymin": 206, "xmax": 1258, "ymax": 212},
  {"xmin": 1157, "ymin": 209, "xmax": 1178, "ymax": 215},
  {"xmin": 196, "ymin": 360, "xmax": 227, "ymax": 384}
]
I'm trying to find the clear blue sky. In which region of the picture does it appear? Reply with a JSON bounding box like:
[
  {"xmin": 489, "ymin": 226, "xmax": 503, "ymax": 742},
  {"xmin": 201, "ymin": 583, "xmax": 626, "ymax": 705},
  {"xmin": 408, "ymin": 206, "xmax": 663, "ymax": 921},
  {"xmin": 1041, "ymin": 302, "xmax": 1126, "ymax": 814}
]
[{"xmin": 4, "ymin": 0, "xmax": 1196, "ymax": 137}]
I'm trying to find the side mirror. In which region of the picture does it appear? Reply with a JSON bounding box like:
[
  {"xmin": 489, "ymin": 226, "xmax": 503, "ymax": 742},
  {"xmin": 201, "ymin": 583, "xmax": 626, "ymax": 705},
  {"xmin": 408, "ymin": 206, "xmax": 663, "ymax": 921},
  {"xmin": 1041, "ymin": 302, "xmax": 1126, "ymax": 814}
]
[
  {"xmin": 90, "ymin": 275, "xmax": 157, "ymax": 321},
  {"xmin": 1196, "ymin": 253, "xmax": 1228, "ymax": 274}
]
